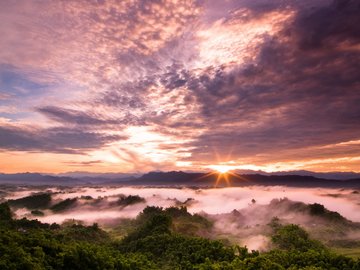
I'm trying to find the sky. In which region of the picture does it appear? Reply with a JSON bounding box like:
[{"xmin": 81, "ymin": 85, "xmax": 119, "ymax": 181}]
[{"xmin": 0, "ymin": 0, "xmax": 359, "ymax": 174}]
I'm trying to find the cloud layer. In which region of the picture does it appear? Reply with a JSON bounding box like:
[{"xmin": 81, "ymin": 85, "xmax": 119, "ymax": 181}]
[
  {"xmin": 4, "ymin": 185, "xmax": 360, "ymax": 250},
  {"xmin": 0, "ymin": 0, "xmax": 359, "ymax": 172}
]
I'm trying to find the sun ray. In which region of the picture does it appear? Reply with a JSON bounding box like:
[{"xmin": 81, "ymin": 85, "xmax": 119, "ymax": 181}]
[
  {"xmin": 194, "ymin": 171, "xmax": 218, "ymax": 182},
  {"xmin": 227, "ymin": 171, "xmax": 251, "ymax": 183},
  {"xmin": 214, "ymin": 173, "xmax": 222, "ymax": 187},
  {"xmin": 200, "ymin": 168, "xmax": 254, "ymax": 187},
  {"xmin": 224, "ymin": 173, "xmax": 231, "ymax": 187}
]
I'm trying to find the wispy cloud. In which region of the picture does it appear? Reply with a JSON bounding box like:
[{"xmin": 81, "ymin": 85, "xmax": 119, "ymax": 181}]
[{"xmin": 0, "ymin": 124, "xmax": 125, "ymax": 154}]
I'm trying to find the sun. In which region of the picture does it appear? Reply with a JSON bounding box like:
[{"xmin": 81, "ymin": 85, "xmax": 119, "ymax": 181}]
[
  {"xmin": 199, "ymin": 164, "xmax": 248, "ymax": 187},
  {"xmin": 216, "ymin": 166, "xmax": 230, "ymax": 174},
  {"xmin": 209, "ymin": 165, "xmax": 233, "ymax": 174}
]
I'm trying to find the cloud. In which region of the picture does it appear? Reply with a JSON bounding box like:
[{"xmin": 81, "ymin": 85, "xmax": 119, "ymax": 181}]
[
  {"xmin": 0, "ymin": 125, "xmax": 125, "ymax": 154},
  {"xmin": 172, "ymin": 0, "xmax": 360, "ymax": 168},
  {"xmin": 0, "ymin": 93, "xmax": 11, "ymax": 101},
  {"xmin": 62, "ymin": 160, "xmax": 103, "ymax": 167},
  {"xmin": 37, "ymin": 106, "xmax": 143, "ymax": 127},
  {"xmin": 0, "ymin": 0, "xmax": 201, "ymax": 84},
  {"xmin": 294, "ymin": 0, "xmax": 360, "ymax": 50},
  {"xmin": 37, "ymin": 106, "xmax": 110, "ymax": 126},
  {"xmin": 0, "ymin": 0, "xmax": 359, "ymax": 172}
]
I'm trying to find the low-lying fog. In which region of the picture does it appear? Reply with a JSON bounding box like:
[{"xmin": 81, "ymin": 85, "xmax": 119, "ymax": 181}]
[{"xmin": 2, "ymin": 185, "xmax": 360, "ymax": 250}]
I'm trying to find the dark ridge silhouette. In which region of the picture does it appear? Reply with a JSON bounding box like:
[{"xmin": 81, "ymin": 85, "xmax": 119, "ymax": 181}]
[
  {"xmin": 50, "ymin": 198, "xmax": 78, "ymax": 213},
  {"xmin": 0, "ymin": 173, "xmax": 80, "ymax": 185},
  {"xmin": 8, "ymin": 193, "xmax": 52, "ymax": 209},
  {"xmin": 0, "ymin": 171, "xmax": 359, "ymax": 188},
  {"xmin": 126, "ymin": 171, "xmax": 360, "ymax": 188}
]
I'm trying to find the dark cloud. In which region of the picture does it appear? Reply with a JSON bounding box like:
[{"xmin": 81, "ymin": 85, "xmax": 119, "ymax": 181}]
[
  {"xmin": 294, "ymin": 0, "xmax": 360, "ymax": 50},
  {"xmin": 161, "ymin": 0, "xmax": 360, "ymax": 162},
  {"xmin": 204, "ymin": 0, "xmax": 331, "ymax": 23},
  {"xmin": 38, "ymin": 106, "xmax": 110, "ymax": 126},
  {"xmin": 37, "ymin": 106, "xmax": 143, "ymax": 127},
  {"xmin": 160, "ymin": 63, "xmax": 190, "ymax": 91},
  {"xmin": 101, "ymin": 93, "xmax": 145, "ymax": 109},
  {"xmin": 0, "ymin": 125, "xmax": 125, "ymax": 154},
  {"xmin": 62, "ymin": 160, "xmax": 103, "ymax": 166}
]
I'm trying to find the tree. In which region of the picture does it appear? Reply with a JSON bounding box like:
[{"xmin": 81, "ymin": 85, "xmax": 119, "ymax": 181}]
[{"xmin": 0, "ymin": 203, "xmax": 12, "ymax": 221}]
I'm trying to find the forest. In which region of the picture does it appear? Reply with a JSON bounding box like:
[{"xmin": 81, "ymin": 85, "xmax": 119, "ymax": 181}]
[{"xmin": 1, "ymin": 200, "xmax": 359, "ymax": 270}]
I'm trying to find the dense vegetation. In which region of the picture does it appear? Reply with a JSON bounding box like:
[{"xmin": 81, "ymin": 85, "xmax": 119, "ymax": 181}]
[
  {"xmin": 116, "ymin": 195, "xmax": 145, "ymax": 207},
  {"xmin": 8, "ymin": 193, "xmax": 51, "ymax": 210},
  {"xmin": 0, "ymin": 202, "xmax": 359, "ymax": 269},
  {"xmin": 50, "ymin": 198, "xmax": 78, "ymax": 213}
]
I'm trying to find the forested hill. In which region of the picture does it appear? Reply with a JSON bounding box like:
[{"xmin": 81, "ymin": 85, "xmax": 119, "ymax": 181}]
[{"xmin": 0, "ymin": 202, "xmax": 359, "ymax": 269}]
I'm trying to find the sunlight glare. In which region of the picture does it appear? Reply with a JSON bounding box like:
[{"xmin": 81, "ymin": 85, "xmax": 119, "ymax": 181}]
[{"xmin": 210, "ymin": 165, "xmax": 233, "ymax": 174}]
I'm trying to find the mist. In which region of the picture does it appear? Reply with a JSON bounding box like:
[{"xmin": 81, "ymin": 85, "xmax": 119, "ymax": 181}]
[
  {"xmin": 2, "ymin": 185, "xmax": 360, "ymax": 250},
  {"xmin": 3, "ymin": 186, "xmax": 360, "ymax": 222}
]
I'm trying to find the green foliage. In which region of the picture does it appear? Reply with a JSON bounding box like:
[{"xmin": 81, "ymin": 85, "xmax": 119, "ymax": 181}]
[
  {"xmin": 121, "ymin": 213, "xmax": 172, "ymax": 244},
  {"xmin": 270, "ymin": 199, "xmax": 349, "ymax": 225},
  {"xmin": 117, "ymin": 195, "xmax": 145, "ymax": 206},
  {"xmin": 137, "ymin": 205, "xmax": 163, "ymax": 220},
  {"xmin": 59, "ymin": 243, "xmax": 155, "ymax": 270},
  {"xmin": 59, "ymin": 223, "xmax": 110, "ymax": 243},
  {"xmin": 309, "ymin": 203, "xmax": 326, "ymax": 215},
  {"xmin": 166, "ymin": 206, "xmax": 213, "ymax": 236},
  {"xmin": 118, "ymin": 207, "xmax": 235, "ymax": 268},
  {"xmin": 333, "ymin": 247, "xmax": 360, "ymax": 260},
  {"xmin": 14, "ymin": 217, "xmax": 55, "ymax": 230},
  {"xmin": 263, "ymin": 249, "xmax": 359, "ymax": 270},
  {"xmin": 135, "ymin": 206, "xmax": 212, "ymax": 237},
  {"xmin": 0, "ymin": 219, "xmax": 154, "ymax": 269},
  {"xmin": 271, "ymin": 224, "xmax": 324, "ymax": 251},
  {"xmin": 8, "ymin": 193, "xmax": 51, "ymax": 209},
  {"xmin": 165, "ymin": 206, "xmax": 191, "ymax": 217},
  {"xmin": 120, "ymin": 232, "xmax": 236, "ymax": 269},
  {"xmin": 0, "ymin": 205, "xmax": 359, "ymax": 270},
  {"xmin": 50, "ymin": 198, "xmax": 77, "ymax": 213},
  {"xmin": 0, "ymin": 202, "xmax": 12, "ymax": 221},
  {"xmin": 309, "ymin": 203, "xmax": 344, "ymax": 222}
]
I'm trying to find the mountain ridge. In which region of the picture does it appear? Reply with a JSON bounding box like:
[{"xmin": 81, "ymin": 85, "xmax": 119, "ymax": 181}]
[{"xmin": 0, "ymin": 171, "xmax": 359, "ymax": 188}]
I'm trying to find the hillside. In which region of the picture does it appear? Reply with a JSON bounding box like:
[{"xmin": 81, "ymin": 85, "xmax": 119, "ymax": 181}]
[{"xmin": 1, "ymin": 202, "xmax": 359, "ymax": 269}]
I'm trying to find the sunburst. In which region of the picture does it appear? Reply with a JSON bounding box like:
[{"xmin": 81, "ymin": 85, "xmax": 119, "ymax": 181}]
[
  {"xmin": 210, "ymin": 165, "xmax": 232, "ymax": 174},
  {"xmin": 194, "ymin": 168, "xmax": 249, "ymax": 187}
]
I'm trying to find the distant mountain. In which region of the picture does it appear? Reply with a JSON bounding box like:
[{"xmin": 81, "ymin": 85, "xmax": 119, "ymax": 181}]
[
  {"xmin": 54, "ymin": 171, "xmax": 142, "ymax": 179},
  {"xmin": 126, "ymin": 171, "xmax": 360, "ymax": 188},
  {"xmin": 281, "ymin": 170, "xmax": 360, "ymax": 180},
  {"xmin": 132, "ymin": 171, "xmax": 204, "ymax": 185},
  {"xmin": 0, "ymin": 171, "xmax": 359, "ymax": 188},
  {"xmin": 234, "ymin": 169, "xmax": 360, "ymax": 180},
  {"xmin": 0, "ymin": 173, "xmax": 136, "ymax": 186},
  {"xmin": 78, "ymin": 175, "xmax": 137, "ymax": 184},
  {"xmin": 0, "ymin": 173, "xmax": 80, "ymax": 185}
]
